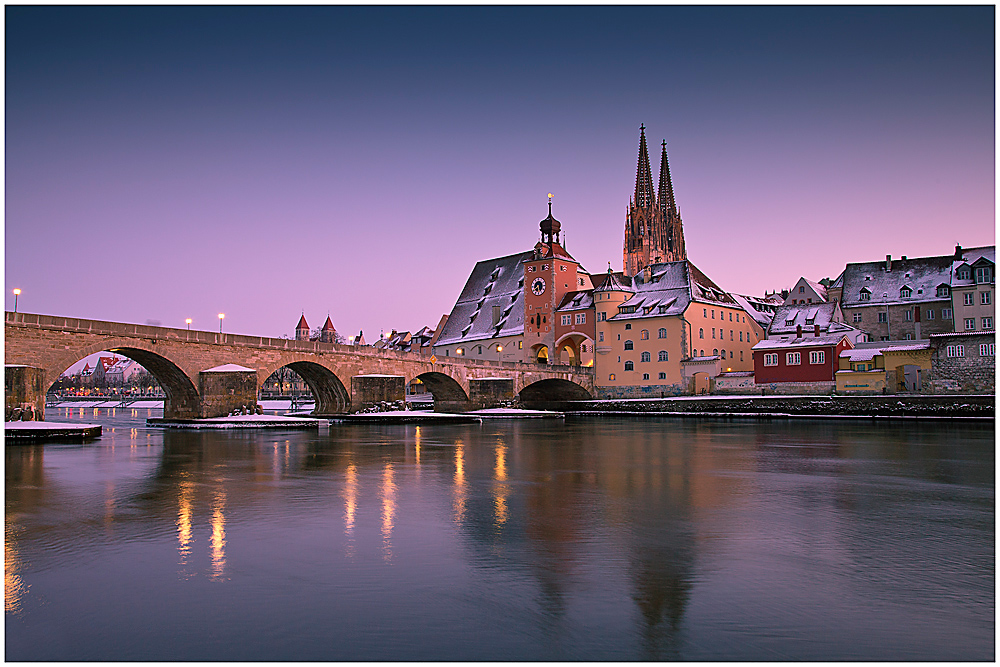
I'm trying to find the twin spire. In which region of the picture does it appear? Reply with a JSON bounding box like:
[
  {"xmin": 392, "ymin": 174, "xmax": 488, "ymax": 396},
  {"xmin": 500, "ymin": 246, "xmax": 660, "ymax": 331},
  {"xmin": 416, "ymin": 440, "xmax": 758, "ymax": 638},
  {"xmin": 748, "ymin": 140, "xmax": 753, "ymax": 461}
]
[{"xmin": 633, "ymin": 124, "xmax": 677, "ymax": 215}]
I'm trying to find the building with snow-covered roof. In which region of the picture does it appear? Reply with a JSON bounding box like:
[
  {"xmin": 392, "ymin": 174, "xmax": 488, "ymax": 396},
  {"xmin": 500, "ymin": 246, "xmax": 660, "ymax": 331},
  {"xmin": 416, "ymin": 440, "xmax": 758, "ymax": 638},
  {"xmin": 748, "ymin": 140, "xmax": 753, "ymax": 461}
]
[
  {"xmin": 554, "ymin": 290, "xmax": 595, "ymax": 366},
  {"xmin": 766, "ymin": 301, "xmax": 869, "ymax": 344},
  {"xmin": 753, "ymin": 332, "xmax": 853, "ymax": 393},
  {"xmin": 949, "ymin": 245, "xmax": 995, "ymax": 335},
  {"xmin": 784, "ymin": 277, "xmax": 829, "ymax": 305},
  {"xmin": 594, "ymin": 260, "xmax": 761, "ymax": 397},
  {"xmin": 730, "ymin": 293, "xmax": 778, "ymax": 330},
  {"xmin": 832, "ymin": 253, "xmax": 957, "ymax": 342}
]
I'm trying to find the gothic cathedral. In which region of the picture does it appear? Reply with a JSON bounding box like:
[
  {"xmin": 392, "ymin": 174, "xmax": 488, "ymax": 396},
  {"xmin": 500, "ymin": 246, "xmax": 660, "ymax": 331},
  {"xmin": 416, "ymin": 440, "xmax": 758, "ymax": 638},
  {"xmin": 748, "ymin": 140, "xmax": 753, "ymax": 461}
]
[{"xmin": 622, "ymin": 125, "xmax": 686, "ymax": 277}]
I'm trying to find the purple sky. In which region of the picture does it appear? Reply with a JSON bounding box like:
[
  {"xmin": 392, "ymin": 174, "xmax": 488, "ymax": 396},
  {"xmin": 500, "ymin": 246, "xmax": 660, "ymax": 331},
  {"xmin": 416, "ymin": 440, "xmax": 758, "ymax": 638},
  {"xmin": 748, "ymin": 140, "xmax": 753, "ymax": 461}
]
[{"xmin": 6, "ymin": 7, "xmax": 994, "ymax": 346}]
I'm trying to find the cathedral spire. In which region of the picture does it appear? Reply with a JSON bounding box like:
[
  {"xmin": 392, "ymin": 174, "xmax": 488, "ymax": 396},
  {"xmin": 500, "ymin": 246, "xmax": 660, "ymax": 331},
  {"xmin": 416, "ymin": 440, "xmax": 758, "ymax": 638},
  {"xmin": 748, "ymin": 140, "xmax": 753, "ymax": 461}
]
[
  {"xmin": 658, "ymin": 140, "xmax": 677, "ymax": 215},
  {"xmin": 634, "ymin": 125, "xmax": 656, "ymax": 210}
]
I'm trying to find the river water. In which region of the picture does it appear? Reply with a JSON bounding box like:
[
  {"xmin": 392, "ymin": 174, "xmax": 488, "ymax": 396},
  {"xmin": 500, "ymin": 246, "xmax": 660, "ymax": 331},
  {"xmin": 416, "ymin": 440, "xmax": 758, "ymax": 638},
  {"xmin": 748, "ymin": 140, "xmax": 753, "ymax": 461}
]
[{"xmin": 5, "ymin": 408, "xmax": 994, "ymax": 661}]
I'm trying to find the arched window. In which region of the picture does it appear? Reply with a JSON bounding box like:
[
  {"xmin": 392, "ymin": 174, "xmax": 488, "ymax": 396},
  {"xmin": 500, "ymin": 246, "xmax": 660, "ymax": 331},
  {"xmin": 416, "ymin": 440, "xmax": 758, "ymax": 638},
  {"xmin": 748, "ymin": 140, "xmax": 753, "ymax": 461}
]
[
  {"xmin": 640, "ymin": 329, "xmax": 649, "ymax": 340},
  {"xmin": 713, "ymin": 348, "xmax": 719, "ymax": 356},
  {"xmin": 609, "ymin": 373, "xmax": 615, "ymax": 381},
  {"xmin": 625, "ymin": 323, "xmax": 632, "ymax": 330},
  {"xmin": 658, "ymin": 328, "xmax": 667, "ymax": 339},
  {"xmin": 640, "ymin": 351, "xmax": 650, "ymax": 362},
  {"xmin": 720, "ymin": 349, "xmax": 725, "ymax": 359},
  {"xmin": 624, "ymin": 340, "xmax": 634, "ymax": 350},
  {"xmin": 699, "ymin": 328, "xmax": 704, "ymax": 339},
  {"xmin": 658, "ymin": 350, "xmax": 668, "ymax": 361},
  {"xmin": 624, "ymin": 361, "xmax": 634, "ymax": 371}
]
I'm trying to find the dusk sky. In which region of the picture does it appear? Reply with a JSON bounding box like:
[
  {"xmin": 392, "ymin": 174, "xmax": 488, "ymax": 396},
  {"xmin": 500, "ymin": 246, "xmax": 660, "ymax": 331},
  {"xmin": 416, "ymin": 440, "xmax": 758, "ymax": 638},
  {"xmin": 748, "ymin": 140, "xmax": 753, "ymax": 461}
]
[{"xmin": 6, "ymin": 6, "xmax": 994, "ymax": 346}]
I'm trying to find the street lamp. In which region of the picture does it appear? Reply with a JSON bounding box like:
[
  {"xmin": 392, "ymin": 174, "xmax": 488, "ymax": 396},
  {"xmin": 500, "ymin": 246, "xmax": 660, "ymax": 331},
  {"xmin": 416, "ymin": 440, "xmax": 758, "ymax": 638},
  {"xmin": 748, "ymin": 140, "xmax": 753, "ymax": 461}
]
[
  {"xmin": 12, "ymin": 288, "xmax": 20, "ymax": 313},
  {"xmin": 218, "ymin": 313, "xmax": 225, "ymax": 333},
  {"xmin": 185, "ymin": 318, "xmax": 192, "ymax": 330},
  {"xmin": 496, "ymin": 343, "xmax": 503, "ymax": 363}
]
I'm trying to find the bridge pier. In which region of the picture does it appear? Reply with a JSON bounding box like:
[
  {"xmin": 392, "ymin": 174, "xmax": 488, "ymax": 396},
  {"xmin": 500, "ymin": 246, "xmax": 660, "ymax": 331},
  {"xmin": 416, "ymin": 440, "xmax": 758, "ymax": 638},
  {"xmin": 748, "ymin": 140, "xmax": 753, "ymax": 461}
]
[
  {"xmin": 352, "ymin": 374, "xmax": 404, "ymax": 412},
  {"xmin": 5, "ymin": 365, "xmax": 45, "ymax": 421},
  {"xmin": 469, "ymin": 378, "xmax": 515, "ymax": 410},
  {"xmin": 198, "ymin": 365, "xmax": 259, "ymax": 418}
]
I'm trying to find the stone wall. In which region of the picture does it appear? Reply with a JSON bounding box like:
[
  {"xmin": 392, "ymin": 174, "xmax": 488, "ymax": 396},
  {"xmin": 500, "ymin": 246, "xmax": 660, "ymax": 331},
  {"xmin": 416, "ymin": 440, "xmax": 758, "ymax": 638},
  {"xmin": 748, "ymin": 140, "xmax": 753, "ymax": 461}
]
[
  {"xmin": 712, "ymin": 374, "xmax": 756, "ymax": 395},
  {"xmin": 351, "ymin": 375, "xmax": 405, "ymax": 412},
  {"xmin": 468, "ymin": 378, "xmax": 515, "ymax": 409},
  {"xmin": 755, "ymin": 381, "xmax": 836, "ymax": 396},
  {"xmin": 5, "ymin": 365, "xmax": 45, "ymax": 420},
  {"xmin": 198, "ymin": 369, "xmax": 258, "ymax": 418},
  {"xmin": 595, "ymin": 382, "xmax": 687, "ymax": 400},
  {"xmin": 926, "ymin": 332, "xmax": 995, "ymax": 394}
]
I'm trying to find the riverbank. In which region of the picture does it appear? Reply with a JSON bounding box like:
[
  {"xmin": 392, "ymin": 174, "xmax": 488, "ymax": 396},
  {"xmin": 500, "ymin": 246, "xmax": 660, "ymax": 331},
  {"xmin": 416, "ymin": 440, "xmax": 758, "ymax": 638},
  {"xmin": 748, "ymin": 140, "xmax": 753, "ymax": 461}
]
[
  {"xmin": 559, "ymin": 394, "xmax": 995, "ymax": 420},
  {"xmin": 5, "ymin": 421, "xmax": 102, "ymax": 441}
]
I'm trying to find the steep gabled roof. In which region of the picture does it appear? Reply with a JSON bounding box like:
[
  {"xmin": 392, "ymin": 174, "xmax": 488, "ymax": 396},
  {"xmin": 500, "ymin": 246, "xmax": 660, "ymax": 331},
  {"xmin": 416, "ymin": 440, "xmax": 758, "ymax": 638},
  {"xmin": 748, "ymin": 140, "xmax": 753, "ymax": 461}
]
[
  {"xmin": 435, "ymin": 251, "xmax": 532, "ymax": 346},
  {"xmin": 296, "ymin": 314, "xmax": 310, "ymax": 330}
]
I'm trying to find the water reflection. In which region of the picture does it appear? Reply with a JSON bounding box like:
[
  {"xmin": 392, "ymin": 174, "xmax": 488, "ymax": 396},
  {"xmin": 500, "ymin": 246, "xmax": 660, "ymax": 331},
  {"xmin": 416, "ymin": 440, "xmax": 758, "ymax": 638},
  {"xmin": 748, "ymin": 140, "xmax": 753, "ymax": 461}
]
[{"xmin": 3, "ymin": 413, "xmax": 994, "ymax": 661}]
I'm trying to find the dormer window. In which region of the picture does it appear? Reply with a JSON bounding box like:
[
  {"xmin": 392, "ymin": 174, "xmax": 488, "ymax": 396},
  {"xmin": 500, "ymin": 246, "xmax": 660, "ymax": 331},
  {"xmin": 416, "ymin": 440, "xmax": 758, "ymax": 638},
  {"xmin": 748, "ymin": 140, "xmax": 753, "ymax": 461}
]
[
  {"xmin": 937, "ymin": 285, "xmax": 950, "ymax": 297},
  {"xmin": 859, "ymin": 288, "xmax": 871, "ymax": 301},
  {"xmin": 785, "ymin": 319, "xmax": 795, "ymax": 326},
  {"xmin": 900, "ymin": 286, "xmax": 912, "ymax": 298},
  {"xmin": 975, "ymin": 266, "xmax": 992, "ymax": 284},
  {"xmin": 958, "ymin": 268, "xmax": 971, "ymax": 280}
]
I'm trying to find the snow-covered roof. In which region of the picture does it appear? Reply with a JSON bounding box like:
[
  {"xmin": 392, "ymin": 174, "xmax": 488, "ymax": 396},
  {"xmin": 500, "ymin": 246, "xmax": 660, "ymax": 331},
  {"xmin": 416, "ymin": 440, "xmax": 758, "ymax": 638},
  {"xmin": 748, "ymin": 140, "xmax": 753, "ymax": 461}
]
[
  {"xmin": 840, "ymin": 348, "xmax": 880, "ymax": 361},
  {"xmin": 840, "ymin": 254, "xmax": 955, "ymax": 308},
  {"xmin": 555, "ymin": 290, "xmax": 594, "ymax": 312},
  {"xmin": 203, "ymin": 364, "xmax": 255, "ymax": 372},
  {"xmin": 752, "ymin": 333, "xmax": 850, "ymax": 350},
  {"xmin": 593, "ymin": 270, "xmax": 633, "ymax": 293},
  {"xmin": 610, "ymin": 260, "xmax": 734, "ymax": 322},
  {"xmin": 767, "ymin": 301, "xmax": 842, "ymax": 336},
  {"xmin": 434, "ymin": 251, "xmax": 532, "ymax": 346},
  {"xmin": 950, "ymin": 246, "xmax": 995, "ymax": 288},
  {"xmin": 929, "ymin": 330, "xmax": 996, "ymax": 339},
  {"xmin": 730, "ymin": 293, "xmax": 776, "ymax": 328}
]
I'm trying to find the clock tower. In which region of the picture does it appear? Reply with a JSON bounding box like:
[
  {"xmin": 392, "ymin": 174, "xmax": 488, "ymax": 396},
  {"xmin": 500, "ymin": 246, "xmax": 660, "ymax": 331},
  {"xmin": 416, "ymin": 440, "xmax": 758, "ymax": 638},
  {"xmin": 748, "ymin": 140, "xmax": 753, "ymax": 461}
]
[{"xmin": 524, "ymin": 199, "xmax": 583, "ymax": 364}]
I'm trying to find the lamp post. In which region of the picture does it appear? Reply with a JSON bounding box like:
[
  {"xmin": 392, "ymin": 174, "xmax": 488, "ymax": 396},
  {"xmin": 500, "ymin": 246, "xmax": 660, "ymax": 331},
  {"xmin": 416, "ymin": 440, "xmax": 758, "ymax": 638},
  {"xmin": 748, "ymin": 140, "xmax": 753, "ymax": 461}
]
[
  {"xmin": 185, "ymin": 318, "xmax": 192, "ymax": 330},
  {"xmin": 12, "ymin": 288, "xmax": 20, "ymax": 313},
  {"xmin": 218, "ymin": 313, "xmax": 225, "ymax": 333},
  {"xmin": 496, "ymin": 343, "xmax": 503, "ymax": 364}
]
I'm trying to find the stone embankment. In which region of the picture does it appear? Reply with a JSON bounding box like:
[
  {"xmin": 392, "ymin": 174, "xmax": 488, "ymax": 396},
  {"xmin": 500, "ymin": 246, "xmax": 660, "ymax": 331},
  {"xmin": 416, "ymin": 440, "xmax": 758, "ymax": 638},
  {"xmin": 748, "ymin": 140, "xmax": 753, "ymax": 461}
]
[{"xmin": 560, "ymin": 394, "xmax": 994, "ymax": 420}]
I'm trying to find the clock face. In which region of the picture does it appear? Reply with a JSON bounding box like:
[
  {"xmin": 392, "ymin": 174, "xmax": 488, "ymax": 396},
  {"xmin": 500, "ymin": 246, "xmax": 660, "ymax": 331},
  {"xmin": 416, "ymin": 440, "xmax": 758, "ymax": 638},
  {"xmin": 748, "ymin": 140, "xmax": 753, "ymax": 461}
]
[{"xmin": 531, "ymin": 277, "xmax": 546, "ymax": 295}]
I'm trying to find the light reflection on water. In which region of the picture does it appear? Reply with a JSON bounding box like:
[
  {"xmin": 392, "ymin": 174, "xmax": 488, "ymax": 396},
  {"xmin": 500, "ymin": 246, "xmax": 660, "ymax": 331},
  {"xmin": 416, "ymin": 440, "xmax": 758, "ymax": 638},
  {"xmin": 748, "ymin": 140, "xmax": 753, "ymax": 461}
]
[{"xmin": 4, "ymin": 407, "xmax": 994, "ymax": 661}]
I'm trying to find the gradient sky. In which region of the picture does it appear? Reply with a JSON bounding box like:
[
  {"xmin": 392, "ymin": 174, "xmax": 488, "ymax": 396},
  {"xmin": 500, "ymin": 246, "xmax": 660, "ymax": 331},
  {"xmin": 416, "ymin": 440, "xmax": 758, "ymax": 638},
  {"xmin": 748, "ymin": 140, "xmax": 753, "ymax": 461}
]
[{"xmin": 6, "ymin": 6, "xmax": 994, "ymax": 343}]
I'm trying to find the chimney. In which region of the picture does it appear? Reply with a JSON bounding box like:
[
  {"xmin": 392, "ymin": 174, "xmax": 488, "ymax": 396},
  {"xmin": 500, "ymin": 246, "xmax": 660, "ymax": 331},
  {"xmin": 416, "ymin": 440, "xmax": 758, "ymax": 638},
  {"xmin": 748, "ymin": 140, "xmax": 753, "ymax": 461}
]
[
  {"xmin": 901, "ymin": 255, "xmax": 907, "ymax": 262},
  {"xmin": 955, "ymin": 244, "xmax": 963, "ymax": 260},
  {"xmin": 885, "ymin": 255, "xmax": 892, "ymax": 271},
  {"xmin": 641, "ymin": 265, "xmax": 651, "ymax": 284},
  {"xmin": 814, "ymin": 324, "xmax": 820, "ymax": 337},
  {"xmin": 796, "ymin": 324, "xmax": 803, "ymax": 338}
]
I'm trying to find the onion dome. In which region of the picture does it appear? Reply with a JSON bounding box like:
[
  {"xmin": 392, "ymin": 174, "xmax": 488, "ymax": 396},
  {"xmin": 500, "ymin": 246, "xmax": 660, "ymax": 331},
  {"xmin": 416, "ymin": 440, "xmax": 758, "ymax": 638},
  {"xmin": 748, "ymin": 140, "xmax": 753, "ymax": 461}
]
[{"xmin": 540, "ymin": 201, "xmax": 561, "ymax": 238}]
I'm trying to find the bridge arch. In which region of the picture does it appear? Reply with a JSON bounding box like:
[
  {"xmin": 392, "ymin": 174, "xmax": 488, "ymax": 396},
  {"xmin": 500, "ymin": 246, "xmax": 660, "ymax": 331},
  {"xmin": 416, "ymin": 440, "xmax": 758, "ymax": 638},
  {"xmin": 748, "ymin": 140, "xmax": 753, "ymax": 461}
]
[
  {"xmin": 414, "ymin": 371, "xmax": 470, "ymax": 411},
  {"xmin": 518, "ymin": 377, "xmax": 593, "ymax": 405},
  {"xmin": 258, "ymin": 359, "xmax": 350, "ymax": 415},
  {"xmin": 50, "ymin": 340, "xmax": 200, "ymax": 419}
]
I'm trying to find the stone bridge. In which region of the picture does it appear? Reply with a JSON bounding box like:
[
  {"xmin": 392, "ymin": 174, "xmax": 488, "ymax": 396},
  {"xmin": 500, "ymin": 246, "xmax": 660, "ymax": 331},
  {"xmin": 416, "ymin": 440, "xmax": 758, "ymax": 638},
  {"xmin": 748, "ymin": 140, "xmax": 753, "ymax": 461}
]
[{"xmin": 5, "ymin": 312, "xmax": 595, "ymax": 419}]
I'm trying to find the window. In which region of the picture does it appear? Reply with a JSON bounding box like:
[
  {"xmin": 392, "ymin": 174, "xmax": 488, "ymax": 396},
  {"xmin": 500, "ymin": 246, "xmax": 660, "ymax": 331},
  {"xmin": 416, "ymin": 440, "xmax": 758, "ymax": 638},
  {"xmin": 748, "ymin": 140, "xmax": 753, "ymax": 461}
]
[
  {"xmin": 785, "ymin": 319, "xmax": 795, "ymax": 326},
  {"xmin": 786, "ymin": 352, "xmax": 801, "ymax": 365},
  {"xmin": 983, "ymin": 317, "xmax": 993, "ymax": 329},
  {"xmin": 808, "ymin": 350, "xmax": 825, "ymax": 364},
  {"xmin": 980, "ymin": 343, "xmax": 995, "ymax": 356},
  {"xmin": 598, "ymin": 331, "xmax": 604, "ymax": 342},
  {"xmin": 975, "ymin": 266, "xmax": 992, "ymax": 284},
  {"xmin": 561, "ymin": 314, "xmax": 571, "ymax": 325},
  {"xmin": 926, "ymin": 309, "xmax": 934, "ymax": 320},
  {"xmin": 641, "ymin": 351, "xmax": 651, "ymax": 362},
  {"xmin": 904, "ymin": 310, "xmax": 912, "ymax": 322},
  {"xmin": 958, "ymin": 268, "xmax": 970, "ymax": 280},
  {"xmin": 965, "ymin": 318, "xmax": 976, "ymax": 330},
  {"xmin": 703, "ymin": 308, "xmax": 707, "ymax": 318},
  {"xmin": 740, "ymin": 351, "xmax": 744, "ymax": 361},
  {"xmin": 475, "ymin": 346, "xmax": 482, "ymax": 355},
  {"xmin": 900, "ymin": 287, "xmax": 912, "ymax": 298},
  {"xmin": 625, "ymin": 323, "xmax": 632, "ymax": 330},
  {"xmin": 711, "ymin": 310, "xmax": 715, "ymax": 319},
  {"xmin": 904, "ymin": 333, "xmax": 913, "ymax": 340},
  {"xmin": 518, "ymin": 341, "xmax": 523, "ymax": 349},
  {"xmin": 609, "ymin": 374, "xmax": 615, "ymax": 381},
  {"xmin": 965, "ymin": 292, "xmax": 975, "ymax": 306},
  {"xmin": 699, "ymin": 328, "xmax": 704, "ymax": 339},
  {"xmin": 946, "ymin": 345, "xmax": 965, "ymax": 358},
  {"xmin": 658, "ymin": 350, "xmax": 668, "ymax": 361},
  {"xmin": 575, "ymin": 313, "xmax": 586, "ymax": 324},
  {"xmin": 860, "ymin": 289, "xmax": 871, "ymax": 301},
  {"xmin": 624, "ymin": 340, "xmax": 634, "ymax": 350},
  {"xmin": 640, "ymin": 329, "xmax": 649, "ymax": 340},
  {"xmin": 942, "ymin": 308, "xmax": 953, "ymax": 320},
  {"xmin": 799, "ymin": 286, "xmax": 805, "ymax": 293},
  {"xmin": 624, "ymin": 361, "xmax": 634, "ymax": 371},
  {"xmin": 853, "ymin": 313, "xmax": 862, "ymax": 323},
  {"xmin": 712, "ymin": 328, "xmax": 716, "ymax": 339},
  {"xmin": 763, "ymin": 353, "xmax": 778, "ymax": 366},
  {"xmin": 713, "ymin": 349, "xmax": 719, "ymax": 357},
  {"xmin": 599, "ymin": 312, "xmax": 607, "ymax": 321},
  {"xmin": 982, "ymin": 292, "xmax": 992, "ymax": 305},
  {"xmin": 729, "ymin": 312, "xmax": 733, "ymax": 321},
  {"xmin": 878, "ymin": 312, "xmax": 887, "ymax": 323},
  {"xmin": 658, "ymin": 328, "xmax": 667, "ymax": 339},
  {"xmin": 642, "ymin": 373, "xmax": 650, "ymax": 380},
  {"xmin": 581, "ymin": 344, "xmax": 588, "ymax": 353},
  {"xmin": 730, "ymin": 330, "xmax": 734, "ymax": 341},
  {"xmin": 658, "ymin": 372, "xmax": 666, "ymax": 380},
  {"xmin": 739, "ymin": 331, "xmax": 743, "ymax": 341},
  {"xmin": 560, "ymin": 264, "xmax": 566, "ymax": 272},
  {"xmin": 937, "ymin": 285, "xmax": 950, "ymax": 297}
]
